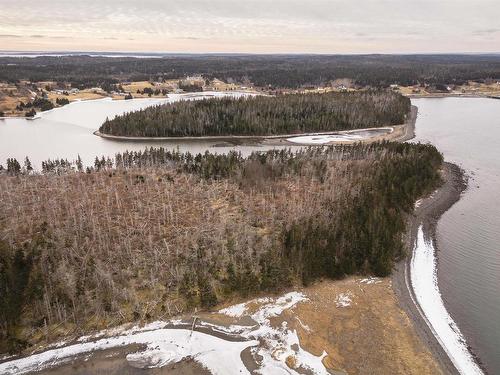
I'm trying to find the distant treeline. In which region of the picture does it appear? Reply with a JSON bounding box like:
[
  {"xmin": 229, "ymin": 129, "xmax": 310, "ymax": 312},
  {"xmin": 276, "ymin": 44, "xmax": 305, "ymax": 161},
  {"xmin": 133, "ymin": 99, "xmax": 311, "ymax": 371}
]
[
  {"xmin": 99, "ymin": 91, "xmax": 410, "ymax": 137},
  {"xmin": 0, "ymin": 142, "xmax": 442, "ymax": 352},
  {"xmin": 14, "ymin": 97, "xmax": 69, "ymax": 117},
  {"xmin": 1, "ymin": 54, "xmax": 500, "ymax": 88}
]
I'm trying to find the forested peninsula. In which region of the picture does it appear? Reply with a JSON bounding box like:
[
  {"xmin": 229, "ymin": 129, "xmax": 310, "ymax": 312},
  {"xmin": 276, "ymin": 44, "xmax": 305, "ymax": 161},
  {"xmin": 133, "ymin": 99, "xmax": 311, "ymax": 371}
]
[
  {"xmin": 98, "ymin": 91, "xmax": 410, "ymax": 137},
  {"xmin": 0, "ymin": 142, "xmax": 442, "ymax": 352}
]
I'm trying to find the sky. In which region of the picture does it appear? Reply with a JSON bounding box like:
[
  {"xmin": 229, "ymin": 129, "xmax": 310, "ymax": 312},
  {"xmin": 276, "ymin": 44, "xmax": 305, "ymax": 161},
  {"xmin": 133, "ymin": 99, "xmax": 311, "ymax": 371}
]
[{"xmin": 1, "ymin": 0, "xmax": 500, "ymax": 54}]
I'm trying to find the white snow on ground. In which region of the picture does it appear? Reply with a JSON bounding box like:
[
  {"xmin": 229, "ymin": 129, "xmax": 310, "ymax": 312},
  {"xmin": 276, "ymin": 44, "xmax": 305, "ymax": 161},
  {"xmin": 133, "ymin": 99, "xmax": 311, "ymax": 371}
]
[
  {"xmin": 253, "ymin": 323, "xmax": 327, "ymax": 375},
  {"xmin": 414, "ymin": 199, "xmax": 423, "ymax": 209},
  {"xmin": 335, "ymin": 293, "xmax": 353, "ymax": 308},
  {"xmin": 0, "ymin": 326, "xmax": 256, "ymax": 375},
  {"xmin": 250, "ymin": 291, "xmax": 306, "ymax": 322},
  {"xmin": 0, "ymin": 291, "xmax": 330, "ymax": 375},
  {"xmin": 287, "ymin": 134, "xmax": 364, "ymax": 144},
  {"xmin": 359, "ymin": 276, "xmax": 381, "ymax": 284},
  {"xmin": 231, "ymin": 292, "xmax": 330, "ymax": 375},
  {"xmin": 218, "ymin": 302, "xmax": 248, "ymax": 317},
  {"xmin": 411, "ymin": 226, "xmax": 484, "ymax": 375},
  {"xmin": 295, "ymin": 317, "xmax": 311, "ymax": 332}
]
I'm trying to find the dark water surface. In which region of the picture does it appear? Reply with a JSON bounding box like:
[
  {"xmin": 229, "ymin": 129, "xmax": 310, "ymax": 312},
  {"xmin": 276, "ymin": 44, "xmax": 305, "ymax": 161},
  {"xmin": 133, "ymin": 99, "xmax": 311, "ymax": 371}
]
[{"xmin": 412, "ymin": 98, "xmax": 500, "ymax": 374}]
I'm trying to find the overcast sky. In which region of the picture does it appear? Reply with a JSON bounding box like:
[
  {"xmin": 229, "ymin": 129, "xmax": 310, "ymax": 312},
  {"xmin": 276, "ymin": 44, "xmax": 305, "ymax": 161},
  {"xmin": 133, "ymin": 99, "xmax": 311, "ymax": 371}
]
[{"xmin": 1, "ymin": 0, "xmax": 500, "ymax": 53}]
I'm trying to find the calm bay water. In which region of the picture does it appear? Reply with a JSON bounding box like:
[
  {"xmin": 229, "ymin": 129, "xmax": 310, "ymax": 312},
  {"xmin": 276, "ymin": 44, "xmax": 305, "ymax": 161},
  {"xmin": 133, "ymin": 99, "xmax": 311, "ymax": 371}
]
[
  {"xmin": 412, "ymin": 98, "xmax": 500, "ymax": 374},
  {"xmin": 0, "ymin": 93, "xmax": 299, "ymax": 168},
  {"xmin": 0, "ymin": 93, "xmax": 390, "ymax": 168},
  {"xmin": 0, "ymin": 95, "xmax": 499, "ymax": 373}
]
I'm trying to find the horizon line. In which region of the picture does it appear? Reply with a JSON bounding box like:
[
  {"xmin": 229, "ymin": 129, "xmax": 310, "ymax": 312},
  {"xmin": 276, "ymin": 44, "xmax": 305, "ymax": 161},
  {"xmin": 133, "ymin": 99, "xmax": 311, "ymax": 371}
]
[{"xmin": 1, "ymin": 50, "xmax": 500, "ymax": 57}]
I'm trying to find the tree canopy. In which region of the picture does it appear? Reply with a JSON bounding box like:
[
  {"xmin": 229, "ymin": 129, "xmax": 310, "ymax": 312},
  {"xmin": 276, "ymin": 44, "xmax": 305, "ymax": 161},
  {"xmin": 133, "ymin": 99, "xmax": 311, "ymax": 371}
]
[
  {"xmin": 0, "ymin": 142, "xmax": 443, "ymax": 352},
  {"xmin": 99, "ymin": 91, "xmax": 410, "ymax": 137}
]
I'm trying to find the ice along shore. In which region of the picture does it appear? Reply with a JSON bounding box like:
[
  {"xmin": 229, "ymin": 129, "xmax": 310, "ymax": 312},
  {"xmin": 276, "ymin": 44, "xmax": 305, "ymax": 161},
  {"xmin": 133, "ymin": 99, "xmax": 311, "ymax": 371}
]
[{"xmin": 393, "ymin": 161, "xmax": 485, "ymax": 375}]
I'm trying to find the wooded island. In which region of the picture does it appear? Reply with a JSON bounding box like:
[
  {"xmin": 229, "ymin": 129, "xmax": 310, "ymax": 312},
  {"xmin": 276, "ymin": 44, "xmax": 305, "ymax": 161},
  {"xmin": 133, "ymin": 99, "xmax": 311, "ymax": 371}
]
[{"xmin": 98, "ymin": 91, "xmax": 410, "ymax": 137}]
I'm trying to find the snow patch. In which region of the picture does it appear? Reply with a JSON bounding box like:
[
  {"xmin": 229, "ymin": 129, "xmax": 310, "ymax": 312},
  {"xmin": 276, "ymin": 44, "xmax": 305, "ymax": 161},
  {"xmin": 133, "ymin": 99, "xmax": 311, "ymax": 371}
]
[
  {"xmin": 0, "ymin": 328, "xmax": 256, "ymax": 375},
  {"xmin": 253, "ymin": 323, "xmax": 328, "ymax": 375},
  {"xmin": 243, "ymin": 292, "xmax": 330, "ymax": 375},
  {"xmin": 287, "ymin": 134, "xmax": 364, "ymax": 145},
  {"xmin": 218, "ymin": 302, "xmax": 248, "ymax": 317},
  {"xmin": 295, "ymin": 317, "xmax": 311, "ymax": 332},
  {"xmin": 411, "ymin": 226, "xmax": 483, "ymax": 375},
  {"xmin": 359, "ymin": 277, "xmax": 381, "ymax": 285},
  {"xmin": 251, "ymin": 292, "xmax": 306, "ymax": 321},
  {"xmin": 335, "ymin": 293, "xmax": 353, "ymax": 308},
  {"xmin": 0, "ymin": 291, "xmax": 331, "ymax": 375}
]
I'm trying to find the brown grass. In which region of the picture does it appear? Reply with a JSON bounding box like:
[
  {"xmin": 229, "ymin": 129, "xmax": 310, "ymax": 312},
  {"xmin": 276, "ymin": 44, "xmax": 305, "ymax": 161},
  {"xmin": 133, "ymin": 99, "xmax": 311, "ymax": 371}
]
[{"xmin": 287, "ymin": 278, "xmax": 443, "ymax": 375}]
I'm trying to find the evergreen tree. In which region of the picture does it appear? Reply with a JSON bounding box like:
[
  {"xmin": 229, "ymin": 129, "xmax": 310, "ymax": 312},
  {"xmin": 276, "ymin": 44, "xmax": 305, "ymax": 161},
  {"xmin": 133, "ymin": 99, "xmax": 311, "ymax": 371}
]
[
  {"xmin": 76, "ymin": 154, "xmax": 83, "ymax": 172},
  {"xmin": 6, "ymin": 158, "xmax": 21, "ymax": 175},
  {"xmin": 24, "ymin": 157, "xmax": 33, "ymax": 173}
]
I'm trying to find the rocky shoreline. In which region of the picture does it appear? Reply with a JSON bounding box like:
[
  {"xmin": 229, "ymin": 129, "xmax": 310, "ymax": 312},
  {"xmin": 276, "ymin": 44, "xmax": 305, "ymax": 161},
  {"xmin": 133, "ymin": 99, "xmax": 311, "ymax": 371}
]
[{"xmin": 392, "ymin": 162, "xmax": 470, "ymax": 375}]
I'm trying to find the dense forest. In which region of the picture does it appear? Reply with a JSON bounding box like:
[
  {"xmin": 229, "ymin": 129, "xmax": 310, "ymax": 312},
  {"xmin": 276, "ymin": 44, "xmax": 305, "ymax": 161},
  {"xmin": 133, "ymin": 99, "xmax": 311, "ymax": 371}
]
[
  {"xmin": 99, "ymin": 91, "xmax": 410, "ymax": 137},
  {"xmin": 1, "ymin": 54, "xmax": 500, "ymax": 88},
  {"xmin": 0, "ymin": 142, "xmax": 442, "ymax": 352}
]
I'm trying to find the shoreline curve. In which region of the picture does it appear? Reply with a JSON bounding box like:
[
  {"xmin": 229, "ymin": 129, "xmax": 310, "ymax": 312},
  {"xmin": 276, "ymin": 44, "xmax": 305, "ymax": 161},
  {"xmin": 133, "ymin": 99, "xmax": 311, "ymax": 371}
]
[{"xmin": 392, "ymin": 162, "xmax": 486, "ymax": 375}]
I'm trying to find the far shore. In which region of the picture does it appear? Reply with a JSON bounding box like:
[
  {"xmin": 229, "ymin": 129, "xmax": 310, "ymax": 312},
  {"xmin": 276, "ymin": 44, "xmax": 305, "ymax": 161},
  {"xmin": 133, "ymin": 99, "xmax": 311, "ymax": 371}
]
[{"xmin": 2, "ymin": 89, "xmax": 497, "ymax": 120}]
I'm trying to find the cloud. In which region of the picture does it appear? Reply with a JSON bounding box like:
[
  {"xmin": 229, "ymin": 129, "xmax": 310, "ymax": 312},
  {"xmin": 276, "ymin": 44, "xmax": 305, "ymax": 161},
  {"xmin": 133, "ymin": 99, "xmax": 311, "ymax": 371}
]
[
  {"xmin": 473, "ymin": 28, "xmax": 500, "ymax": 35},
  {"xmin": 0, "ymin": 0, "xmax": 499, "ymax": 53}
]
